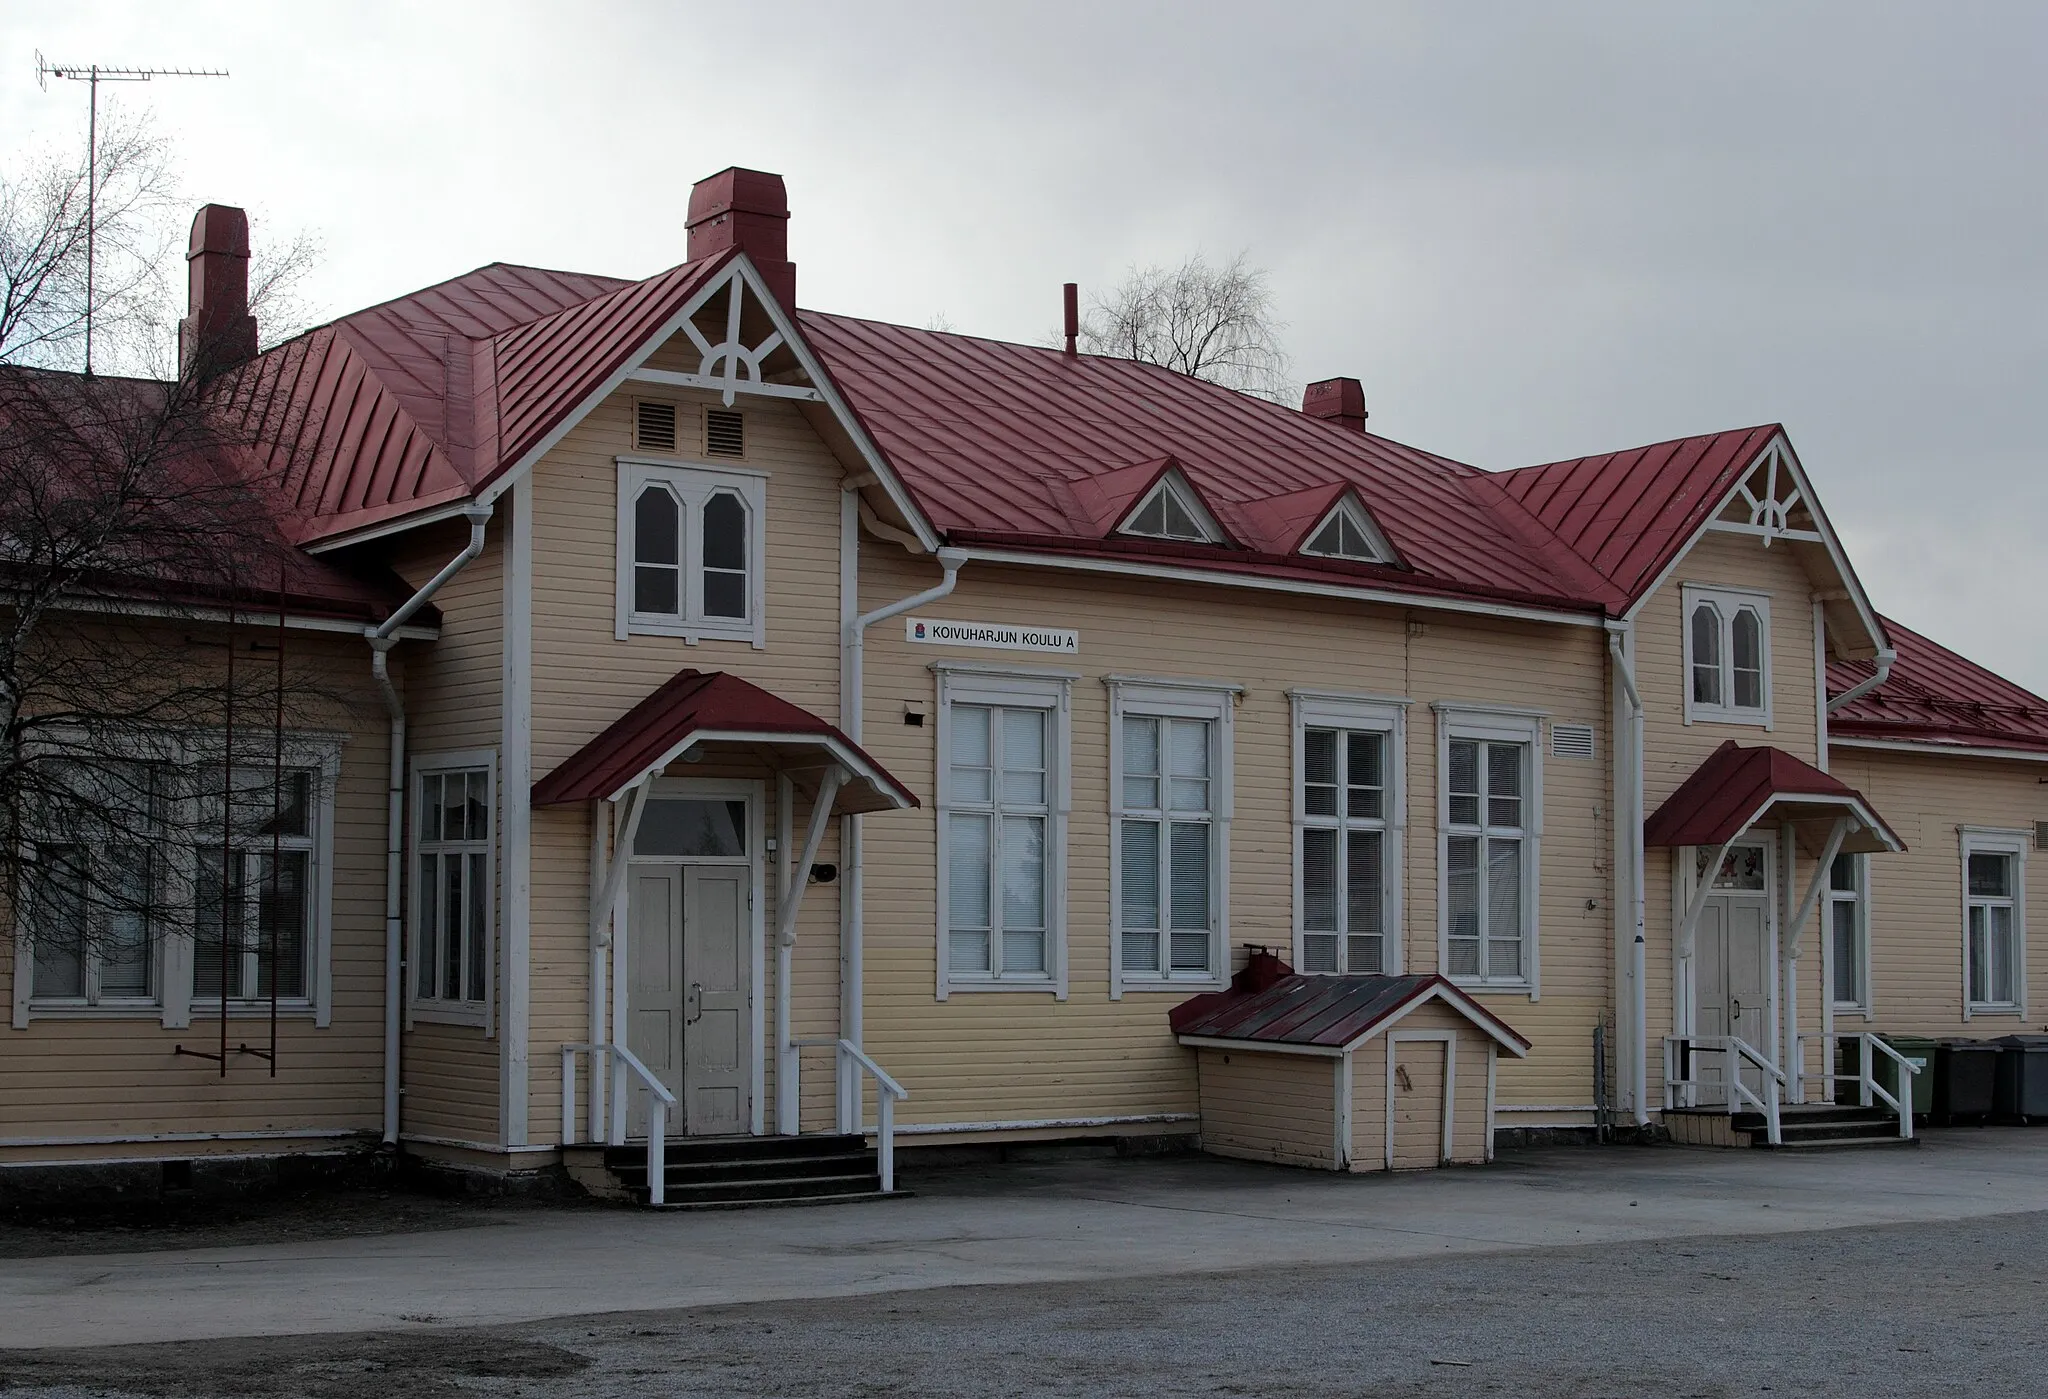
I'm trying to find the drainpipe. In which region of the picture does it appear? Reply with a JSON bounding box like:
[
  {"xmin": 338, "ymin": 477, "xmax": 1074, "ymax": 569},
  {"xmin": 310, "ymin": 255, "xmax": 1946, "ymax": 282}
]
[
  {"xmin": 1607, "ymin": 623, "xmax": 1649, "ymax": 1128},
  {"xmin": 1827, "ymin": 648, "xmax": 1895, "ymax": 713},
  {"xmin": 838, "ymin": 542, "xmax": 966, "ymax": 1128},
  {"xmin": 367, "ymin": 503, "xmax": 493, "ymax": 1146}
]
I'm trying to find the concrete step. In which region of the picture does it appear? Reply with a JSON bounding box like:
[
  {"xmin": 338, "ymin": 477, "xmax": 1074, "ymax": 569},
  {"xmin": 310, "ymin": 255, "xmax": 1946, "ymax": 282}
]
[
  {"xmin": 608, "ymin": 1151, "xmax": 878, "ymax": 1188},
  {"xmin": 646, "ymin": 1188, "xmax": 912, "ymax": 1212},
  {"xmin": 602, "ymin": 1133, "xmax": 866, "ymax": 1170},
  {"xmin": 629, "ymin": 1171, "xmax": 885, "ymax": 1207},
  {"xmin": 1761, "ymin": 1135, "xmax": 1921, "ymax": 1152}
]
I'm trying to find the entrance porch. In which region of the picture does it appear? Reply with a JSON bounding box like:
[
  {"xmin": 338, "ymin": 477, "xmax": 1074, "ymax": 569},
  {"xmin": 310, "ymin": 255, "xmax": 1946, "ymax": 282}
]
[
  {"xmin": 1644, "ymin": 741, "xmax": 1915, "ymax": 1146},
  {"xmin": 531, "ymin": 668, "xmax": 918, "ymax": 1203}
]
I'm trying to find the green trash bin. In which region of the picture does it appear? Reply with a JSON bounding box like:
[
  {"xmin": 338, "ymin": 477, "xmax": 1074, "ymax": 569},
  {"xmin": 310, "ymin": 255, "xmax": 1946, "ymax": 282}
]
[{"xmin": 1877, "ymin": 1034, "xmax": 1940, "ymax": 1118}]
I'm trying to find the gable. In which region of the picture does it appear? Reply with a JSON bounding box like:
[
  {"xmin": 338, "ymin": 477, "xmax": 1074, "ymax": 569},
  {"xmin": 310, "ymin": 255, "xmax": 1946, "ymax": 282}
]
[
  {"xmin": 1118, "ymin": 466, "xmax": 1228, "ymax": 544},
  {"xmin": 1299, "ymin": 492, "xmax": 1399, "ymax": 565}
]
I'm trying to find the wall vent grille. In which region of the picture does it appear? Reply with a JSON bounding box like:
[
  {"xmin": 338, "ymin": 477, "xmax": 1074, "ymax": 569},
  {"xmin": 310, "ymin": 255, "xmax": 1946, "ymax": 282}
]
[
  {"xmin": 1551, "ymin": 723, "xmax": 1596, "ymax": 760},
  {"xmin": 705, "ymin": 408, "xmax": 746, "ymax": 458},
  {"xmin": 634, "ymin": 400, "xmax": 678, "ymax": 453}
]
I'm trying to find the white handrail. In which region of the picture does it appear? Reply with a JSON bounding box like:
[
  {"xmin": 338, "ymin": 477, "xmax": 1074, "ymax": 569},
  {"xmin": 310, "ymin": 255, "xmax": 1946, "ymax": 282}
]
[
  {"xmin": 796, "ymin": 1035, "xmax": 909, "ymax": 1192},
  {"xmin": 561, "ymin": 1041, "xmax": 677, "ymax": 1205},
  {"xmin": 1661, "ymin": 1035, "xmax": 1781, "ymax": 1144},
  {"xmin": 1724, "ymin": 1036, "xmax": 1783, "ymax": 1146},
  {"xmin": 1860, "ymin": 1033, "xmax": 1920, "ymax": 1141}
]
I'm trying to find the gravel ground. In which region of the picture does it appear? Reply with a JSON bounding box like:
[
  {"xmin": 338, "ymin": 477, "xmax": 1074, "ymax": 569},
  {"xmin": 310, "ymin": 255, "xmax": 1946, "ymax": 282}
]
[{"xmin": 5, "ymin": 1208, "xmax": 2043, "ymax": 1398}]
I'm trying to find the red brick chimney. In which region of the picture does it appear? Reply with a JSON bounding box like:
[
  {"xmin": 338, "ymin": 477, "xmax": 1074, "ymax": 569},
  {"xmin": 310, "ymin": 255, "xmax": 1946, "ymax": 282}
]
[
  {"xmin": 1302, "ymin": 377, "xmax": 1368, "ymax": 433},
  {"xmin": 686, "ymin": 168, "xmax": 795, "ymax": 309},
  {"xmin": 179, "ymin": 204, "xmax": 258, "ymax": 375}
]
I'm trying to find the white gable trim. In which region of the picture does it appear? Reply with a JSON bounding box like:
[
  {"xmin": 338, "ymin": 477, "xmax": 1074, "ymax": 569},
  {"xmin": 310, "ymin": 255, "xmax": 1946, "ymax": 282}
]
[
  {"xmin": 1621, "ymin": 433, "xmax": 1885, "ymax": 657},
  {"xmin": 1300, "ymin": 491, "xmax": 1401, "ymax": 566},
  {"xmin": 1117, "ymin": 468, "xmax": 1227, "ymax": 544},
  {"xmin": 472, "ymin": 255, "xmax": 940, "ymax": 551}
]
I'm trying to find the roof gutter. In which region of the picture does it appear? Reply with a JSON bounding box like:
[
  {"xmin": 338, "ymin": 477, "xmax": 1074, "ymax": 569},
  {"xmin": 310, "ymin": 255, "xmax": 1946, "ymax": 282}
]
[
  {"xmin": 1827, "ymin": 648, "xmax": 1896, "ymax": 713},
  {"xmin": 366, "ymin": 502, "xmax": 493, "ymax": 1146}
]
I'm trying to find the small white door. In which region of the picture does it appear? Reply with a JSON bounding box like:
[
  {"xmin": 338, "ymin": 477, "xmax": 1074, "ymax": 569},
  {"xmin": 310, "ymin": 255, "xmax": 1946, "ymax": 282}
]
[
  {"xmin": 1697, "ymin": 895, "xmax": 1770, "ymax": 1106},
  {"xmin": 682, "ymin": 864, "xmax": 749, "ymax": 1136},
  {"xmin": 626, "ymin": 866, "xmax": 685, "ymax": 1135}
]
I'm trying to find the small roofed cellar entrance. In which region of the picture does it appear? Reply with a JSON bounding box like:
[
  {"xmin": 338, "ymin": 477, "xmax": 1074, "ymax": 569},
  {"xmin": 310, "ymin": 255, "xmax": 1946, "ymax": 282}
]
[{"xmin": 1171, "ymin": 951, "xmax": 1530, "ymax": 1172}]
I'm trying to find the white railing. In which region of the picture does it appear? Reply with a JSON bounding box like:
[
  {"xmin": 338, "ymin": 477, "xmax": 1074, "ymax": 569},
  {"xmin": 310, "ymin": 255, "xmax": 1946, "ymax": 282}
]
[
  {"xmin": 1662, "ymin": 1034, "xmax": 1785, "ymax": 1145},
  {"xmin": 561, "ymin": 1041, "xmax": 678, "ymax": 1205},
  {"xmin": 1792, "ymin": 1032, "xmax": 1922, "ymax": 1141},
  {"xmin": 794, "ymin": 1036, "xmax": 909, "ymax": 1192}
]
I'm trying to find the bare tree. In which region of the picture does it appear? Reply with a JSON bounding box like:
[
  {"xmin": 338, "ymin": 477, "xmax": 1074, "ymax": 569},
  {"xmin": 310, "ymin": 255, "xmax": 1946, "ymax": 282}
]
[
  {"xmin": 1079, "ymin": 251, "xmax": 1295, "ymax": 404},
  {"xmin": 0, "ymin": 114, "xmax": 337, "ymax": 1003}
]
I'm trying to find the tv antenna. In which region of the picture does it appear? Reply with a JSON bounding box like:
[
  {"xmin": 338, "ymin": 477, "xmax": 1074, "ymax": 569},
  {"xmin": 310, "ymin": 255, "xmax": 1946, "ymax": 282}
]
[{"xmin": 35, "ymin": 52, "xmax": 228, "ymax": 375}]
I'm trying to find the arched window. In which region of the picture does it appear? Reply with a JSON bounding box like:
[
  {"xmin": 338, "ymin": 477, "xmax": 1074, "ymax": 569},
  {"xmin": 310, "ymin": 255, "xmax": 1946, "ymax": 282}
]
[
  {"xmin": 1689, "ymin": 601, "xmax": 1723, "ymax": 707},
  {"xmin": 701, "ymin": 492, "xmax": 748, "ymax": 620},
  {"xmin": 1731, "ymin": 608, "xmax": 1764, "ymax": 710},
  {"xmin": 1684, "ymin": 587, "xmax": 1771, "ymax": 721},
  {"xmin": 634, "ymin": 484, "xmax": 682, "ymax": 616}
]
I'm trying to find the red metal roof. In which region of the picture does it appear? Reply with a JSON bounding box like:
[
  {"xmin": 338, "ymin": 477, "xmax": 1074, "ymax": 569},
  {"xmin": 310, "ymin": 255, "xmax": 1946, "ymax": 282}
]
[
  {"xmin": 530, "ymin": 668, "xmax": 916, "ymax": 812},
  {"xmin": 1643, "ymin": 740, "xmax": 1903, "ymax": 853},
  {"xmin": 0, "ymin": 366, "xmax": 432, "ymax": 627},
  {"xmin": 1491, "ymin": 424, "xmax": 1784, "ymax": 607},
  {"xmin": 223, "ymin": 258, "xmax": 739, "ymax": 546},
  {"xmin": 1829, "ymin": 615, "xmax": 2048, "ymax": 755},
  {"xmin": 796, "ymin": 312, "xmax": 1630, "ymax": 615},
  {"xmin": 1170, "ymin": 970, "xmax": 1530, "ymax": 1055}
]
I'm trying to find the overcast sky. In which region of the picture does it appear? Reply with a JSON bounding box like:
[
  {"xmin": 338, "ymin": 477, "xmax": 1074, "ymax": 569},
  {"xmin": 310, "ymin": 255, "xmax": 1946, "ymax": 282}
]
[{"xmin": 8, "ymin": 2, "xmax": 2045, "ymax": 688}]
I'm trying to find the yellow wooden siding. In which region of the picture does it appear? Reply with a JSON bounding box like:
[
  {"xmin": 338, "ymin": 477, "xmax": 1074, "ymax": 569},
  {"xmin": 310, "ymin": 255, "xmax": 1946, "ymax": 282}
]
[
  {"xmin": 858, "ymin": 551, "xmax": 1608, "ymax": 1128},
  {"xmin": 519, "ymin": 372, "xmax": 854, "ymax": 1141},
  {"xmin": 1819, "ymin": 748, "xmax": 2048, "ymax": 1047},
  {"xmin": 0, "ymin": 632, "xmax": 388, "ymax": 1153},
  {"xmin": 1195, "ymin": 1048, "xmax": 1335, "ymax": 1168}
]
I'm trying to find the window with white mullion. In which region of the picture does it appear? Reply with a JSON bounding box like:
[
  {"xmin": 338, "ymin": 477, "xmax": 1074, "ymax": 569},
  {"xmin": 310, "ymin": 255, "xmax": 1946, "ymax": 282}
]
[
  {"xmin": 616, "ymin": 460, "xmax": 765, "ymax": 643},
  {"xmin": 1299, "ymin": 726, "xmax": 1390, "ymax": 974},
  {"xmin": 1962, "ymin": 833, "xmax": 2025, "ymax": 1014},
  {"xmin": 190, "ymin": 766, "xmax": 317, "ymax": 1004},
  {"xmin": 944, "ymin": 703, "xmax": 1051, "ymax": 982},
  {"xmin": 1827, "ymin": 852, "xmax": 1869, "ymax": 1013},
  {"xmin": 412, "ymin": 764, "xmax": 494, "ymax": 1008},
  {"xmin": 1683, "ymin": 585, "xmax": 1771, "ymax": 724},
  {"xmin": 1444, "ymin": 737, "xmax": 1529, "ymax": 985},
  {"xmin": 1119, "ymin": 713, "xmax": 1217, "ymax": 979}
]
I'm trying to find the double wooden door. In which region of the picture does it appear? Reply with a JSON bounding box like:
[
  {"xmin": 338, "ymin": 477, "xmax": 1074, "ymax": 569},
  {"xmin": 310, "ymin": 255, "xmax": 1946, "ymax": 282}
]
[{"xmin": 626, "ymin": 863, "xmax": 750, "ymax": 1137}]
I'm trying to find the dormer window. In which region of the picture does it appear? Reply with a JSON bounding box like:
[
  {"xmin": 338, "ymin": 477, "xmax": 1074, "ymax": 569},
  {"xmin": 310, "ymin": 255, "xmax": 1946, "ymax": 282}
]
[
  {"xmin": 1300, "ymin": 495, "xmax": 1394, "ymax": 564},
  {"xmin": 1119, "ymin": 472, "xmax": 1221, "ymax": 544}
]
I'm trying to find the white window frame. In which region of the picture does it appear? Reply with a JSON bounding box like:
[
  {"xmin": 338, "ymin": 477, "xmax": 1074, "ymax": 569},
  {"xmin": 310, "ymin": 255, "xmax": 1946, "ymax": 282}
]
[
  {"xmin": 933, "ymin": 664, "xmax": 1074, "ymax": 1000},
  {"xmin": 1682, "ymin": 584, "xmax": 1773, "ymax": 727},
  {"xmin": 1434, "ymin": 704, "xmax": 1544, "ymax": 998},
  {"xmin": 1109, "ymin": 676, "xmax": 1239, "ymax": 997},
  {"xmin": 614, "ymin": 456, "xmax": 767, "ymax": 647},
  {"xmin": 1117, "ymin": 470, "xmax": 1224, "ymax": 545},
  {"xmin": 1298, "ymin": 495, "xmax": 1398, "ymax": 566},
  {"xmin": 408, "ymin": 749, "xmax": 499, "ymax": 1029},
  {"xmin": 1825, "ymin": 851, "xmax": 1872, "ymax": 1017},
  {"xmin": 12, "ymin": 732, "xmax": 342, "ymax": 1031},
  {"xmin": 1960, "ymin": 826, "xmax": 2027, "ymax": 1019},
  {"xmin": 1290, "ymin": 691, "xmax": 1407, "ymax": 975}
]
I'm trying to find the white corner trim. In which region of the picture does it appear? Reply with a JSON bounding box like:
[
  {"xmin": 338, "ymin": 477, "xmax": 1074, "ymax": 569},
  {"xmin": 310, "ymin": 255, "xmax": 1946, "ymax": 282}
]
[{"xmin": 499, "ymin": 478, "xmax": 533, "ymax": 1146}]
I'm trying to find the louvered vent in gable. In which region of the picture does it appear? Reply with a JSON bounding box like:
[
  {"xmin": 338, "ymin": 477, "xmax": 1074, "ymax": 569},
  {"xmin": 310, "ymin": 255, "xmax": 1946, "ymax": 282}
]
[
  {"xmin": 634, "ymin": 400, "xmax": 678, "ymax": 453},
  {"xmin": 705, "ymin": 408, "xmax": 746, "ymax": 459},
  {"xmin": 1551, "ymin": 723, "xmax": 1596, "ymax": 760}
]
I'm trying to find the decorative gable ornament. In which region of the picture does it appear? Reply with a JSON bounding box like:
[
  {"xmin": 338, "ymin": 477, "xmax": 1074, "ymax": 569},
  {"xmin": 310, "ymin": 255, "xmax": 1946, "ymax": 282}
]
[
  {"xmin": 1300, "ymin": 493, "xmax": 1398, "ymax": 565},
  {"xmin": 1707, "ymin": 439, "xmax": 1823, "ymax": 548},
  {"xmin": 625, "ymin": 264, "xmax": 823, "ymax": 408},
  {"xmin": 1118, "ymin": 469, "xmax": 1225, "ymax": 544}
]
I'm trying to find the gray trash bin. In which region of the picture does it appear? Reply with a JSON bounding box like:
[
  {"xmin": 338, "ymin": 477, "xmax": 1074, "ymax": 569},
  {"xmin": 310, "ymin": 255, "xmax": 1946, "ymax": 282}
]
[{"xmin": 1994, "ymin": 1035, "xmax": 2048, "ymax": 1122}]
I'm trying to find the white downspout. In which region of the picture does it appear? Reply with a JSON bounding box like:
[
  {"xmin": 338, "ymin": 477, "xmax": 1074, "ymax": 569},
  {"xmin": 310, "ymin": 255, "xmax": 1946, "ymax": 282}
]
[
  {"xmin": 367, "ymin": 503, "xmax": 493, "ymax": 1147},
  {"xmin": 838, "ymin": 531, "xmax": 966, "ymax": 1130},
  {"xmin": 1827, "ymin": 648, "xmax": 1895, "ymax": 714},
  {"xmin": 1607, "ymin": 624, "xmax": 1649, "ymax": 1128}
]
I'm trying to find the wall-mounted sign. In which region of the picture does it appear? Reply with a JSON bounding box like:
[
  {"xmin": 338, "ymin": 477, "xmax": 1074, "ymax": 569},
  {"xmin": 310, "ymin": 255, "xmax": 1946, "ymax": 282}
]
[{"xmin": 905, "ymin": 617, "xmax": 1079, "ymax": 654}]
